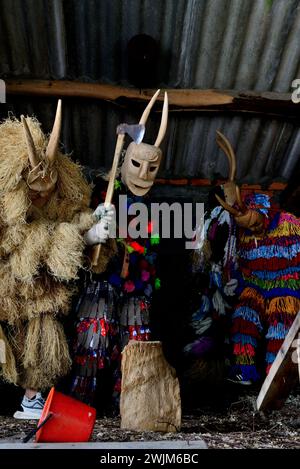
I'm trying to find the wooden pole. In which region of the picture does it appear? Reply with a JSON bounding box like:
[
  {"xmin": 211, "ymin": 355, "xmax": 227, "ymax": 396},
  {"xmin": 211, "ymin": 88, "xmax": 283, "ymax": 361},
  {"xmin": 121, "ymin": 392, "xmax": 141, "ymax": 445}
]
[{"xmin": 5, "ymin": 79, "xmax": 300, "ymax": 119}]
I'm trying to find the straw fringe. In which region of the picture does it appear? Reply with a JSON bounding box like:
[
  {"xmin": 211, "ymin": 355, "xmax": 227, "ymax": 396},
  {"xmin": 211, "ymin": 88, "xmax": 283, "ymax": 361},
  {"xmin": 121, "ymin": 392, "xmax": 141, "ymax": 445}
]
[
  {"xmin": 0, "ymin": 116, "xmax": 92, "ymax": 387},
  {"xmin": 46, "ymin": 222, "xmax": 85, "ymax": 281},
  {"xmin": 0, "ymin": 324, "xmax": 18, "ymax": 384},
  {"xmin": 22, "ymin": 315, "xmax": 71, "ymax": 390}
]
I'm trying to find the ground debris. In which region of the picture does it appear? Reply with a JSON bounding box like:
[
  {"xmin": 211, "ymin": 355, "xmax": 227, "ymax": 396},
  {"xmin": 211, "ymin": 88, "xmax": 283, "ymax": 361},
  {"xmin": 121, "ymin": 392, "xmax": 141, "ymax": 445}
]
[{"xmin": 1, "ymin": 392, "xmax": 299, "ymax": 449}]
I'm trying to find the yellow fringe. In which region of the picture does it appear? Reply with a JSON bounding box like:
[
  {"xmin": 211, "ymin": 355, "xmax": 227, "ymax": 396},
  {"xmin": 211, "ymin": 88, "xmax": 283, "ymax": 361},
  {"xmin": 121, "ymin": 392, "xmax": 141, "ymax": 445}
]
[
  {"xmin": 239, "ymin": 287, "xmax": 265, "ymax": 307},
  {"xmin": 268, "ymin": 220, "xmax": 300, "ymax": 238},
  {"xmin": 265, "ymin": 296, "xmax": 300, "ymax": 316}
]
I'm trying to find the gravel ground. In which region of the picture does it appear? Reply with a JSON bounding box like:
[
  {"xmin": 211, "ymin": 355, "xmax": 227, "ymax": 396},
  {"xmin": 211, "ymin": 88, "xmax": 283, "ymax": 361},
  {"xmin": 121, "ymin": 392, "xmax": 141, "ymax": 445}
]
[{"xmin": 1, "ymin": 391, "xmax": 299, "ymax": 449}]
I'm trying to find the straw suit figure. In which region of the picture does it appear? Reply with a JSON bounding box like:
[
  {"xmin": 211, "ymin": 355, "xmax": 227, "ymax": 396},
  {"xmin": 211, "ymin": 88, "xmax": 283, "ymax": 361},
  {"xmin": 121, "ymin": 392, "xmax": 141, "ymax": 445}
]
[{"xmin": 0, "ymin": 101, "xmax": 114, "ymax": 419}]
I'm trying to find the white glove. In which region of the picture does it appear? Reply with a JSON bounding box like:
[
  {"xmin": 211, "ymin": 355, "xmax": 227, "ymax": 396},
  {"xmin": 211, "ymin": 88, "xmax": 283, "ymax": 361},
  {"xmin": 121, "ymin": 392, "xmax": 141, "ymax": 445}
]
[
  {"xmin": 93, "ymin": 203, "xmax": 112, "ymax": 221},
  {"xmin": 84, "ymin": 204, "xmax": 115, "ymax": 245}
]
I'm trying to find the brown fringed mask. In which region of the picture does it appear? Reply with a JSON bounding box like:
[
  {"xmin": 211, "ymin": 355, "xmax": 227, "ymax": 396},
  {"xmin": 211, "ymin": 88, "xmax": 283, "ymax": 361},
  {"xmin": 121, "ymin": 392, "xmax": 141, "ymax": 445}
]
[
  {"xmin": 121, "ymin": 90, "xmax": 168, "ymax": 196},
  {"xmin": 215, "ymin": 131, "xmax": 265, "ymax": 234},
  {"xmin": 21, "ymin": 100, "xmax": 62, "ymax": 205}
]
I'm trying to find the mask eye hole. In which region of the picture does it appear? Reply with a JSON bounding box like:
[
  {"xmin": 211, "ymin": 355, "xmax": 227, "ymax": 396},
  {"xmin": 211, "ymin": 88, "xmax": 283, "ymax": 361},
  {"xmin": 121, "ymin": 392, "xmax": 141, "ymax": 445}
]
[
  {"xmin": 131, "ymin": 159, "xmax": 140, "ymax": 168},
  {"xmin": 150, "ymin": 166, "xmax": 157, "ymax": 172}
]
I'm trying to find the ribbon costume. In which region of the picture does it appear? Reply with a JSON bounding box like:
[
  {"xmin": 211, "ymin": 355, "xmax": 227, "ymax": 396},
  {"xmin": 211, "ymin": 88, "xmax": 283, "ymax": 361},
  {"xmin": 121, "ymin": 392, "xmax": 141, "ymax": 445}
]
[
  {"xmin": 215, "ymin": 135, "xmax": 300, "ymax": 383},
  {"xmin": 186, "ymin": 132, "xmax": 239, "ymax": 364},
  {"xmin": 0, "ymin": 101, "xmax": 97, "ymax": 395},
  {"xmin": 71, "ymin": 91, "xmax": 168, "ymax": 408}
]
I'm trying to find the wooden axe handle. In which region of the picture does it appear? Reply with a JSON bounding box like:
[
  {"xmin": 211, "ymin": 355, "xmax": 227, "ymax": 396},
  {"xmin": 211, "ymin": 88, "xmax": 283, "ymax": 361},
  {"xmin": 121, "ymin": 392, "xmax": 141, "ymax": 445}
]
[{"xmin": 91, "ymin": 133, "xmax": 125, "ymax": 266}]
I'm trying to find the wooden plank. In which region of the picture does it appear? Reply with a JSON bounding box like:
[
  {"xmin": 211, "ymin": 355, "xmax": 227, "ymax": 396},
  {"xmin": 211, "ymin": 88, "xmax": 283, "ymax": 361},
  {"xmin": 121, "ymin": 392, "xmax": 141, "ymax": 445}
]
[
  {"xmin": 256, "ymin": 311, "xmax": 300, "ymax": 411},
  {"xmin": 4, "ymin": 80, "xmax": 300, "ymax": 119}
]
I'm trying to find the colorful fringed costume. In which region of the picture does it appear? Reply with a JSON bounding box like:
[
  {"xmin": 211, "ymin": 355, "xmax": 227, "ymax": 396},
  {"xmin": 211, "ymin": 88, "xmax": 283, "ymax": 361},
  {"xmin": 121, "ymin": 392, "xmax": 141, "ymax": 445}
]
[
  {"xmin": 71, "ymin": 178, "xmax": 161, "ymax": 406},
  {"xmin": 186, "ymin": 195, "xmax": 238, "ymax": 360},
  {"xmin": 231, "ymin": 195, "xmax": 300, "ymax": 381},
  {"xmin": 186, "ymin": 132, "xmax": 239, "ymax": 362},
  {"xmin": 0, "ymin": 114, "xmax": 94, "ymax": 390},
  {"xmin": 71, "ymin": 90, "xmax": 168, "ymax": 408}
]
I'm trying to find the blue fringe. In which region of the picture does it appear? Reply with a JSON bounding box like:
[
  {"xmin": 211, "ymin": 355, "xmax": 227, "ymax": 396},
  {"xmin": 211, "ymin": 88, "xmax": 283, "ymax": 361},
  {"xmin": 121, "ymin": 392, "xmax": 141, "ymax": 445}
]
[
  {"xmin": 232, "ymin": 307, "xmax": 263, "ymax": 331},
  {"xmin": 242, "ymin": 284, "xmax": 300, "ymax": 299},
  {"xmin": 265, "ymin": 352, "xmax": 277, "ymax": 364},
  {"xmin": 229, "ymin": 365, "xmax": 260, "ymax": 382},
  {"xmin": 252, "ymin": 265, "xmax": 300, "ymax": 280},
  {"xmin": 265, "ymin": 323, "xmax": 289, "ymax": 340},
  {"xmin": 240, "ymin": 242, "xmax": 300, "ymax": 260},
  {"xmin": 210, "ymin": 271, "xmax": 222, "ymax": 289},
  {"xmin": 268, "ymin": 211, "xmax": 280, "ymax": 231},
  {"xmin": 231, "ymin": 334, "xmax": 257, "ymax": 346}
]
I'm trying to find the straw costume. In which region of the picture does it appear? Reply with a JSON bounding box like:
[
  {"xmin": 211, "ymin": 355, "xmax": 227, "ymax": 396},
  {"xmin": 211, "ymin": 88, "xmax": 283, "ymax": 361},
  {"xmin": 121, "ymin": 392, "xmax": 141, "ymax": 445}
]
[
  {"xmin": 0, "ymin": 101, "xmax": 95, "ymax": 392},
  {"xmin": 71, "ymin": 91, "xmax": 168, "ymax": 408}
]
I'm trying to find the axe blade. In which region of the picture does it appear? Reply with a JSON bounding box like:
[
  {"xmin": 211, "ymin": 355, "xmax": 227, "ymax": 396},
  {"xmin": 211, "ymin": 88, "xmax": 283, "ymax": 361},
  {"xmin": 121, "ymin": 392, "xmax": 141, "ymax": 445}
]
[{"xmin": 117, "ymin": 123, "xmax": 145, "ymax": 144}]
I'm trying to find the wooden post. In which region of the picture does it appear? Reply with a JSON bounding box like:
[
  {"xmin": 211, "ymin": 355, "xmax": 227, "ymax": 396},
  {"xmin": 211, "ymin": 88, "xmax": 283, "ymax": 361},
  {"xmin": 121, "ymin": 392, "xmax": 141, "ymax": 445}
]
[
  {"xmin": 256, "ymin": 311, "xmax": 300, "ymax": 411},
  {"xmin": 120, "ymin": 341, "xmax": 181, "ymax": 432}
]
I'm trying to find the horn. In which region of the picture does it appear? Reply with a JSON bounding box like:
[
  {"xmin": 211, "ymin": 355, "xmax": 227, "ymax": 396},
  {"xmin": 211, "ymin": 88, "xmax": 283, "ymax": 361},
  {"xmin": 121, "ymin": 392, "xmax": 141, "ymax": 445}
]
[
  {"xmin": 46, "ymin": 99, "xmax": 62, "ymax": 165},
  {"xmin": 21, "ymin": 115, "xmax": 40, "ymax": 168},
  {"xmin": 236, "ymin": 185, "xmax": 246, "ymax": 212},
  {"xmin": 139, "ymin": 89, "xmax": 160, "ymax": 128},
  {"xmin": 216, "ymin": 131, "xmax": 236, "ymax": 181},
  {"xmin": 215, "ymin": 194, "xmax": 240, "ymax": 217},
  {"xmin": 154, "ymin": 91, "xmax": 168, "ymax": 147}
]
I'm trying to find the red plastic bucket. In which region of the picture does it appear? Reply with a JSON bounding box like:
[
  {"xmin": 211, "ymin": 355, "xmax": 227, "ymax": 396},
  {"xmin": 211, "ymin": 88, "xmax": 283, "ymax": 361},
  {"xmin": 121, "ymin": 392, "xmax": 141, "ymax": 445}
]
[{"xmin": 35, "ymin": 387, "xmax": 96, "ymax": 443}]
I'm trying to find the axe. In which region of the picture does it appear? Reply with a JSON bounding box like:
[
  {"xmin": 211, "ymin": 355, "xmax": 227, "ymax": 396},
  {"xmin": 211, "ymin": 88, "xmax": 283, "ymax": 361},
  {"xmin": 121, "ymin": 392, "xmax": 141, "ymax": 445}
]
[{"xmin": 91, "ymin": 122, "xmax": 145, "ymax": 266}]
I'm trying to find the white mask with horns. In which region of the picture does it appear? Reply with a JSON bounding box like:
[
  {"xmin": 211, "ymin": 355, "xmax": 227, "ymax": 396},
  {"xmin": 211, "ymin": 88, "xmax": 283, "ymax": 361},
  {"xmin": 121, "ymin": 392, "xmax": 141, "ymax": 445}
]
[{"xmin": 121, "ymin": 90, "xmax": 168, "ymax": 196}]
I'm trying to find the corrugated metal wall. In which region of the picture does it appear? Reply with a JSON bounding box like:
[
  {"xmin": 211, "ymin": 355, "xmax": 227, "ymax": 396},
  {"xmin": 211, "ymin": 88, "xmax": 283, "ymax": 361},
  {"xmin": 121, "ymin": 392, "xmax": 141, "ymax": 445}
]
[{"xmin": 0, "ymin": 0, "xmax": 300, "ymax": 183}]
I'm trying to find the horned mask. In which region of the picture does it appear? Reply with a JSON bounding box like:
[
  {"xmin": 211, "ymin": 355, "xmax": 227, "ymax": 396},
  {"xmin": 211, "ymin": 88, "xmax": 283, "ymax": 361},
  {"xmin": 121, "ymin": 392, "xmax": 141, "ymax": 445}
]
[
  {"xmin": 215, "ymin": 131, "xmax": 265, "ymax": 234},
  {"xmin": 121, "ymin": 89, "xmax": 168, "ymax": 196},
  {"xmin": 21, "ymin": 100, "xmax": 62, "ymax": 202}
]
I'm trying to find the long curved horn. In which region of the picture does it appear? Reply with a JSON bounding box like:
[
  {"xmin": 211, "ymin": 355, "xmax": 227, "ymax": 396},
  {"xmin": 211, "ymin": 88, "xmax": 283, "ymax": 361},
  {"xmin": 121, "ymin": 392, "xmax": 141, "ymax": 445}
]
[
  {"xmin": 236, "ymin": 185, "xmax": 246, "ymax": 212},
  {"xmin": 46, "ymin": 99, "xmax": 62, "ymax": 165},
  {"xmin": 154, "ymin": 92, "xmax": 168, "ymax": 147},
  {"xmin": 216, "ymin": 130, "xmax": 236, "ymax": 181},
  {"xmin": 21, "ymin": 115, "xmax": 40, "ymax": 168},
  {"xmin": 139, "ymin": 89, "xmax": 160, "ymax": 127},
  {"xmin": 215, "ymin": 194, "xmax": 240, "ymax": 217}
]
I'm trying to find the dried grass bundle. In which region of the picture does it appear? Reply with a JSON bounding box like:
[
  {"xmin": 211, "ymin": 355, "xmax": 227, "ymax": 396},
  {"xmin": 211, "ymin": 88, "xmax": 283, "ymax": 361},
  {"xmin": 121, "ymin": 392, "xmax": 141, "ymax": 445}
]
[
  {"xmin": 9, "ymin": 221, "xmax": 50, "ymax": 282},
  {"xmin": 0, "ymin": 180, "xmax": 30, "ymax": 225},
  {"xmin": 0, "ymin": 117, "xmax": 46, "ymax": 195},
  {"xmin": 22, "ymin": 315, "xmax": 71, "ymax": 390},
  {"xmin": 0, "ymin": 324, "xmax": 18, "ymax": 384},
  {"xmin": 46, "ymin": 223, "xmax": 85, "ymax": 280}
]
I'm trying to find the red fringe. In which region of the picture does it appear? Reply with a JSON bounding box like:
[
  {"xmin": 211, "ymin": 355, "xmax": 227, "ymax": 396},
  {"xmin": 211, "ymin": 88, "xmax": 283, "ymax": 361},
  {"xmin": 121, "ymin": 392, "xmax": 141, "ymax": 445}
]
[
  {"xmin": 233, "ymin": 343, "xmax": 256, "ymax": 357},
  {"xmin": 240, "ymin": 252, "xmax": 300, "ymax": 272},
  {"xmin": 240, "ymin": 235, "xmax": 299, "ymax": 250},
  {"xmin": 231, "ymin": 318, "xmax": 261, "ymax": 338},
  {"xmin": 267, "ymin": 339, "xmax": 284, "ymax": 353}
]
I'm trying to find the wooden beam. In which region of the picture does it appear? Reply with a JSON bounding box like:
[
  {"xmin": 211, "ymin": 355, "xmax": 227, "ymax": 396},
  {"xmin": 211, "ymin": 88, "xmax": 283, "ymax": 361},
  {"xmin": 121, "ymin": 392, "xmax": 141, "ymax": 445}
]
[
  {"xmin": 4, "ymin": 80, "xmax": 300, "ymax": 119},
  {"xmin": 256, "ymin": 311, "xmax": 300, "ymax": 412}
]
